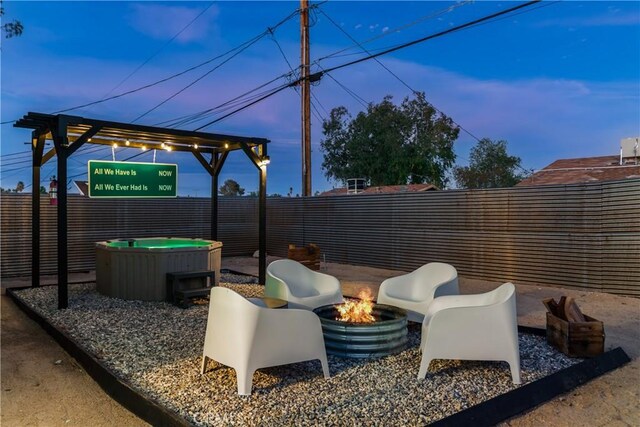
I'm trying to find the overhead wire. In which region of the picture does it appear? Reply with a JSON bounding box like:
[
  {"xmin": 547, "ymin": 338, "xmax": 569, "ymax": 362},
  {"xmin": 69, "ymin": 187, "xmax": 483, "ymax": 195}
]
[
  {"xmin": 190, "ymin": 1, "xmax": 544, "ymax": 129},
  {"xmin": 148, "ymin": 10, "xmax": 302, "ymax": 129},
  {"xmin": 314, "ymin": 0, "xmax": 473, "ymax": 64},
  {"xmin": 131, "ymin": 32, "xmax": 269, "ymax": 123},
  {"xmin": 0, "ymin": 7, "xmax": 299, "ymax": 126},
  {"xmin": 317, "ymin": 7, "xmax": 483, "ymax": 143},
  {"xmin": 97, "ymin": 2, "xmax": 216, "ymax": 104},
  {"xmin": 157, "ymin": 72, "xmax": 296, "ymax": 128},
  {"xmin": 193, "ymin": 81, "xmax": 293, "ymax": 131},
  {"xmin": 317, "ymin": 1, "xmax": 542, "ymax": 76},
  {"xmin": 269, "ymin": 30, "xmax": 325, "ymax": 123}
]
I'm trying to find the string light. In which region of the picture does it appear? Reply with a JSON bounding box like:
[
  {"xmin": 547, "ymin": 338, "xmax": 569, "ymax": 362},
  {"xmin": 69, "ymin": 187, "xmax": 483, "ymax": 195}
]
[
  {"xmin": 193, "ymin": 144, "xmax": 199, "ymax": 149},
  {"xmin": 112, "ymin": 143, "xmax": 118, "ymax": 148},
  {"xmin": 224, "ymin": 143, "xmax": 229, "ymax": 149},
  {"xmin": 165, "ymin": 145, "xmax": 172, "ymax": 152},
  {"xmin": 125, "ymin": 140, "xmax": 130, "ymax": 146}
]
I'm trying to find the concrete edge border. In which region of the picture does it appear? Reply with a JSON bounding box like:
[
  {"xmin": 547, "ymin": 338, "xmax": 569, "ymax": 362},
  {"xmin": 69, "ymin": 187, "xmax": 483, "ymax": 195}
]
[
  {"xmin": 7, "ymin": 288, "xmax": 631, "ymax": 427},
  {"xmin": 7, "ymin": 287, "xmax": 189, "ymax": 427},
  {"xmin": 431, "ymin": 326, "xmax": 630, "ymax": 426}
]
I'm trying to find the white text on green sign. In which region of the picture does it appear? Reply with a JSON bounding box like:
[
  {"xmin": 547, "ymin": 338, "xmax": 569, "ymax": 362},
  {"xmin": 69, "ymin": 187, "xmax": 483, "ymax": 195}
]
[{"xmin": 88, "ymin": 161, "xmax": 177, "ymax": 198}]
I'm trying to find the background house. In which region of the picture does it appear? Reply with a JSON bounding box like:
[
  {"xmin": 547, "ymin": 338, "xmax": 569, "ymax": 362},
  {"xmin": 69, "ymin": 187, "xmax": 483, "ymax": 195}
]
[{"xmin": 518, "ymin": 138, "xmax": 640, "ymax": 186}]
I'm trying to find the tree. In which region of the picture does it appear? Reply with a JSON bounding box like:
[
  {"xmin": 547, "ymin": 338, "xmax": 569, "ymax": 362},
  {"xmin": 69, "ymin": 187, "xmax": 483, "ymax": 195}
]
[
  {"xmin": 453, "ymin": 139, "xmax": 529, "ymax": 189},
  {"xmin": 219, "ymin": 179, "xmax": 244, "ymax": 196},
  {"xmin": 320, "ymin": 92, "xmax": 459, "ymax": 188},
  {"xmin": 40, "ymin": 186, "xmax": 47, "ymax": 194},
  {"xmin": 0, "ymin": 1, "xmax": 24, "ymax": 38},
  {"xmin": 15, "ymin": 181, "xmax": 24, "ymax": 192}
]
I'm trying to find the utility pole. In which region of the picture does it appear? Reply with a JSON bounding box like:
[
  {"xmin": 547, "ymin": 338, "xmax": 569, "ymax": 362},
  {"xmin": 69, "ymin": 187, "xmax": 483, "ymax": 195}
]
[{"xmin": 300, "ymin": 0, "xmax": 312, "ymax": 196}]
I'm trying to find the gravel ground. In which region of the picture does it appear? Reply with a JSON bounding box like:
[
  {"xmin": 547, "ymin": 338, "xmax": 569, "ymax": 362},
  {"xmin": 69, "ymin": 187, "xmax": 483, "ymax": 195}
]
[{"xmin": 13, "ymin": 276, "xmax": 581, "ymax": 426}]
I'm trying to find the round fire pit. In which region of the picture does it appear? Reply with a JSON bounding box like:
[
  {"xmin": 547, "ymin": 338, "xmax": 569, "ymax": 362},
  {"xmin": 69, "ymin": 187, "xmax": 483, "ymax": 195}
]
[{"xmin": 313, "ymin": 303, "xmax": 408, "ymax": 358}]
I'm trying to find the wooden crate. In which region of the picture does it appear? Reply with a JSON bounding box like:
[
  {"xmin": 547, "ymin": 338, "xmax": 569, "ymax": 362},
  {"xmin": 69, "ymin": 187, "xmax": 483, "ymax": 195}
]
[
  {"xmin": 546, "ymin": 312, "xmax": 605, "ymax": 358},
  {"xmin": 288, "ymin": 243, "xmax": 320, "ymax": 270}
]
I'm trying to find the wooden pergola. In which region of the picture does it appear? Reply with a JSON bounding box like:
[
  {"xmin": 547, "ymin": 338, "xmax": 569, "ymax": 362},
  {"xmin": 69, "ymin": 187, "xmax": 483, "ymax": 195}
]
[{"xmin": 15, "ymin": 112, "xmax": 270, "ymax": 309}]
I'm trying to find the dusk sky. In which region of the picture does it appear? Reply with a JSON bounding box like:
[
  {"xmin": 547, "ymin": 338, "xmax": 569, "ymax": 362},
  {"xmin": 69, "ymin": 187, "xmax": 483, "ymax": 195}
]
[{"xmin": 1, "ymin": 1, "xmax": 639, "ymax": 196}]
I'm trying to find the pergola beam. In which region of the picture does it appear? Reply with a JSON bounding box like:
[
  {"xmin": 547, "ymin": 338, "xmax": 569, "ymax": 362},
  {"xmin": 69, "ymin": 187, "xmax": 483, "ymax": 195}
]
[
  {"xmin": 41, "ymin": 147, "xmax": 57, "ymax": 166},
  {"xmin": 66, "ymin": 125, "xmax": 101, "ymax": 156}
]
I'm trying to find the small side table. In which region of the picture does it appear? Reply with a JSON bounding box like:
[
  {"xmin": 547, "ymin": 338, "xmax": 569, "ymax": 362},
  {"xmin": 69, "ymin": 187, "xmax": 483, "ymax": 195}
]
[{"xmin": 248, "ymin": 297, "xmax": 288, "ymax": 309}]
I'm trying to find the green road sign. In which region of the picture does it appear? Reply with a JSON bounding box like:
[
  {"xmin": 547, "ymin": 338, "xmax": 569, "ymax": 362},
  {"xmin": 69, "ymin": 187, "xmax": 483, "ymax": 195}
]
[{"xmin": 88, "ymin": 160, "xmax": 177, "ymax": 198}]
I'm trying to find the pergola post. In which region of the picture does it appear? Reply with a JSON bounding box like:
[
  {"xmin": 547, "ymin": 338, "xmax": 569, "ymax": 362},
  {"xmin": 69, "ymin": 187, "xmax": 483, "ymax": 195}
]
[
  {"xmin": 51, "ymin": 121, "xmax": 68, "ymax": 309},
  {"xmin": 240, "ymin": 142, "xmax": 268, "ymax": 285},
  {"xmin": 258, "ymin": 158, "xmax": 267, "ymax": 285},
  {"xmin": 31, "ymin": 130, "xmax": 46, "ymax": 288},
  {"xmin": 211, "ymin": 153, "xmax": 219, "ymax": 240}
]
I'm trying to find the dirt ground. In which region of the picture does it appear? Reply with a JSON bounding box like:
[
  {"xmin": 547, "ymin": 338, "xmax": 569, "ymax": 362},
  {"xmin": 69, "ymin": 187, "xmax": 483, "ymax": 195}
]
[{"xmin": 1, "ymin": 257, "xmax": 638, "ymax": 426}]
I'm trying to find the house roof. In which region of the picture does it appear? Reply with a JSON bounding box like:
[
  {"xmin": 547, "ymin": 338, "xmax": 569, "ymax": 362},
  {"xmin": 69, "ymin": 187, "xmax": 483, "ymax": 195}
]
[
  {"xmin": 319, "ymin": 183, "xmax": 438, "ymax": 196},
  {"xmin": 517, "ymin": 155, "xmax": 640, "ymax": 187},
  {"xmin": 73, "ymin": 181, "xmax": 89, "ymax": 196}
]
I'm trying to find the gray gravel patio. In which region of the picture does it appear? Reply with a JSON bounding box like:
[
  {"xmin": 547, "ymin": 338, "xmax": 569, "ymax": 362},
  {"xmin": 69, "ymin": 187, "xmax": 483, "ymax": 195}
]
[{"xmin": 11, "ymin": 274, "xmax": 583, "ymax": 426}]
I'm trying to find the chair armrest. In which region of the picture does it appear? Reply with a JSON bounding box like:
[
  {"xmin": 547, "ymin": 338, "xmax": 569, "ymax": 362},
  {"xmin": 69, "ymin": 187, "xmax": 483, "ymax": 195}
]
[{"xmin": 311, "ymin": 271, "xmax": 341, "ymax": 294}]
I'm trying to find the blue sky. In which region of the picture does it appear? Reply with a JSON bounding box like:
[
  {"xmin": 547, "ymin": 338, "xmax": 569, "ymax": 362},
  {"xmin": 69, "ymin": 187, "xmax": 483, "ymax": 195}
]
[{"xmin": 1, "ymin": 1, "xmax": 639, "ymax": 196}]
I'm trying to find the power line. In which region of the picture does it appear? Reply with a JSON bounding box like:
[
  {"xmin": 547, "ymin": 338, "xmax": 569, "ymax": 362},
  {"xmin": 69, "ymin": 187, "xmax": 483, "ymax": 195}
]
[
  {"xmin": 318, "ymin": 8, "xmax": 483, "ymax": 143},
  {"xmin": 161, "ymin": 1, "xmax": 545, "ymax": 131},
  {"xmin": 319, "ymin": 65, "xmax": 369, "ymax": 108},
  {"xmin": 1, "ymin": 149, "xmax": 31, "ymax": 159},
  {"xmin": 157, "ymin": 72, "xmax": 295, "ymax": 128},
  {"xmin": 0, "ymin": 8, "xmax": 299, "ymax": 126},
  {"xmin": 95, "ymin": 2, "xmax": 216, "ymax": 107},
  {"xmin": 131, "ymin": 32, "xmax": 268, "ymax": 123},
  {"xmin": 314, "ymin": 0, "xmax": 473, "ymax": 64},
  {"xmin": 321, "ymin": 1, "xmax": 543, "ymax": 77},
  {"xmin": 193, "ymin": 81, "xmax": 293, "ymax": 131},
  {"xmin": 269, "ymin": 30, "xmax": 325, "ymax": 123}
]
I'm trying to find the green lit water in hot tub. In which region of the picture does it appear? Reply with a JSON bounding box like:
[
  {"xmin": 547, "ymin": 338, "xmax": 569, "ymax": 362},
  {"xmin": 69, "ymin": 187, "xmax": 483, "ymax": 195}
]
[{"xmin": 106, "ymin": 239, "xmax": 212, "ymax": 249}]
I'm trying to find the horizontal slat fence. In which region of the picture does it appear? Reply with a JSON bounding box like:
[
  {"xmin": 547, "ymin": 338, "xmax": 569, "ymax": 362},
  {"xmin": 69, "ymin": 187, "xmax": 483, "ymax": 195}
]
[{"xmin": 1, "ymin": 179, "xmax": 638, "ymax": 296}]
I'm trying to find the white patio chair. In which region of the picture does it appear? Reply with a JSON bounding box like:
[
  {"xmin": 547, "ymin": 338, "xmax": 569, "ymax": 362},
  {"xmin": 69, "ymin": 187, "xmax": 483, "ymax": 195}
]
[
  {"xmin": 265, "ymin": 259, "xmax": 343, "ymax": 310},
  {"xmin": 418, "ymin": 282, "xmax": 521, "ymax": 384},
  {"xmin": 376, "ymin": 262, "xmax": 459, "ymax": 322},
  {"xmin": 201, "ymin": 287, "xmax": 330, "ymax": 395}
]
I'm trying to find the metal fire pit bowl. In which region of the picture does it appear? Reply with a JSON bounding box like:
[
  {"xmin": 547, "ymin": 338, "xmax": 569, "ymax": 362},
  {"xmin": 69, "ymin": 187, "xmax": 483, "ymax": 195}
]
[{"xmin": 313, "ymin": 303, "xmax": 408, "ymax": 359}]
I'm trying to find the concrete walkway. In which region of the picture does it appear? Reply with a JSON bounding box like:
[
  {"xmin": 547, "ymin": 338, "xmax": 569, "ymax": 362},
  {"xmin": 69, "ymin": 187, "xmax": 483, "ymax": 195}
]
[{"xmin": 2, "ymin": 257, "xmax": 638, "ymax": 426}]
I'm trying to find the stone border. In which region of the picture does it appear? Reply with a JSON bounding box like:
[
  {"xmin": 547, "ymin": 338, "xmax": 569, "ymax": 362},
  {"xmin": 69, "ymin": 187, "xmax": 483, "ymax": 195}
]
[
  {"xmin": 8, "ymin": 287, "xmax": 188, "ymax": 427},
  {"xmin": 7, "ymin": 288, "xmax": 630, "ymax": 427}
]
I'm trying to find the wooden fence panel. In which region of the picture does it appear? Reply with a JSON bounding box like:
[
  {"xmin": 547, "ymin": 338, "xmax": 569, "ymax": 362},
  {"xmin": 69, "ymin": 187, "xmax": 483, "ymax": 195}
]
[{"xmin": 1, "ymin": 179, "xmax": 638, "ymax": 296}]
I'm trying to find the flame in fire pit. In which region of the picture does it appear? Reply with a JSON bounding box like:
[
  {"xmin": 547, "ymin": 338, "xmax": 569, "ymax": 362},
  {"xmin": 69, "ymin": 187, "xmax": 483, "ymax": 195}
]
[{"xmin": 336, "ymin": 289, "xmax": 376, "ymax": 323}]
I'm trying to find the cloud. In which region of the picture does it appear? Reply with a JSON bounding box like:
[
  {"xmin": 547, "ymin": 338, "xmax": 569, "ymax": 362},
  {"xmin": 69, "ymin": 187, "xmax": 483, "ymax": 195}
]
[
  {"xmin": 354, "ymin": 24, "xmax": 362, "ymax": 30},
  {"xmin": 534, "ymin": 13, "xmax": 639, "ymax": 28},
  {"xmin": 127, "ymin": 3, "xmax": 219, "ymax": 43},
  {"xmin": 306, "ymin": 56, "xmax": 639, "ymax": 170},
  {"xmin": 382, "ymin": 26, "xmax": 389, "ymax": 33}
]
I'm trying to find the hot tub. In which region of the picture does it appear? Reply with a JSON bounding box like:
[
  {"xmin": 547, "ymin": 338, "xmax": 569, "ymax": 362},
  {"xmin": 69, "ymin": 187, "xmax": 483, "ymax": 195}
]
[{"xmin": 96, "ymin": 237, "xmax": 222, "ymax": 301}]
